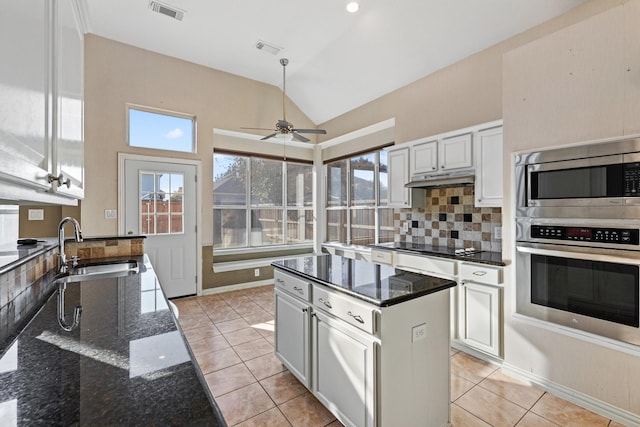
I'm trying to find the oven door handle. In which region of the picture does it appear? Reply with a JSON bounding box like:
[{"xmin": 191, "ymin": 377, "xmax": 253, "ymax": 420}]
[{"xmin": 516, "ymin": 242, "xmax": 640, "ymax": 265}]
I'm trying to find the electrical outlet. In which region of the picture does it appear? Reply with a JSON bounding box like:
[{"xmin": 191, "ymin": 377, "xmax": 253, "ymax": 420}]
[
  {"xmin": 104, "ymin": 209, "xmax": 117, "ymax": 220},
  {"xmin": 402, "ymin": 222, "xmax": 409, "ymax": 232},
  {"xmin": 254, "ymin": 268, "xmax": 260, "ymax": 277},
  {"xmin": 28, "ymin": 209, "xmax": 44, "ymax": 221},
  {"xmin": 412, "ymin": 323, "xmax": 427, "ymax": 343},
  {"xmin": 494, "ymin": 226, "xmax": 502, "ymax": 240}
]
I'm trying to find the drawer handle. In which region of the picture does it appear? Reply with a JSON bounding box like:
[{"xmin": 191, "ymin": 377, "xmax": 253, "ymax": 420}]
[
  {"xmin": 347, "ymin": 311, "xmax": 364, "ymax": 324},
  {"xmin": 472, "ymin": 271, "xmax": 487, "ymax": 276},
  {"xmin": 276, "ymin": 279, "xmax": 284, "ymax": 283},
  {"xmin": 293, "ymin": 286, "xmax": 303, "ymax": 294},
  {"xmin": 319, "ymin": 298, "xmax": 332, "ymax": 309}
]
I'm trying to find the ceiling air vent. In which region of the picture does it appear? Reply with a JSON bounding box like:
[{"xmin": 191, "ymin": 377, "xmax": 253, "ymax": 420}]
[{"xmin": 149, "ymin": 1, "xmax": 185, "ymax": 21}]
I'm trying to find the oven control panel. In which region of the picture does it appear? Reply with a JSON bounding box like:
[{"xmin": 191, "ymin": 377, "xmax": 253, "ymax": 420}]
[{"xmin": 531, "ymin": 225, "xmax": 640, "ymax": 245}]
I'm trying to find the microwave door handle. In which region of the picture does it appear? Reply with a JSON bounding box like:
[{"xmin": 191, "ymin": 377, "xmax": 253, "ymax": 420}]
[{"xmin": 516, "ymin": 243, "xmax": 640, "ymax": 265}]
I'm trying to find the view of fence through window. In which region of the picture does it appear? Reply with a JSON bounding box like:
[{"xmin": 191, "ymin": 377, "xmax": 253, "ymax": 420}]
[
  {"xmin": 213, "ymin": 153, "xmax": 313, "ymax": 249},
  {"xmin": 326, "ymin": 149, "xmax": 393, "ymax": 245},
  {"xmin": 140, "ymin": 172, "xmax": 184, "ymax": 235}
]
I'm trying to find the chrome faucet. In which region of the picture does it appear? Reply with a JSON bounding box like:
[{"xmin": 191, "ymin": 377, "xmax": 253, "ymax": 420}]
[{"xmin": 58, "ymin": 217, "xmax": 83, "ymax": 273}]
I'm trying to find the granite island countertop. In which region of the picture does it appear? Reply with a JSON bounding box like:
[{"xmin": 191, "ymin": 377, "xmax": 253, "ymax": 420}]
[
  {"xmin": 272, "ymin": 254, "xmax": 456, "ymax": 307},
  {"xmin": 0, "ymin": 255, "xmax": 226, "ymax": 426}
]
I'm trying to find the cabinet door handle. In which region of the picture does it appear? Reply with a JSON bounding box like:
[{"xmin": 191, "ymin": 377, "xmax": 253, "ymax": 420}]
[
  {"xmin": 472, "ymin": 271, "xmax": 487, "ymax": 276},
  {"xmin": 302, "ymin": 307, "xmax": 308, "ymax": 313},
  {"xmin": 293, "ymin": 286, "xmax": 303, "ymax": 294},
  {"xmin": 276, "ymin": 279, "xmax": 284, "ymax": 284},
  {"xmin": 319, "ymin": 298, "xmax": 332, "ymax": 309},
  {"xmin": 347, "ymin": 311, "xmax": 364, "ymax": 324}
]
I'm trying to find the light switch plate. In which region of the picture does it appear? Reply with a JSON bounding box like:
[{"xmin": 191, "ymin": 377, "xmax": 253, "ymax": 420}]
[
  {"xmin": 28, "ymin": 209, "xmax": 44, "ymax": 221},
  {"xmin": 412, "ymin": 323, "xmax": 427, "ymax": 342},
  {"xmin": 494, "ymin": 226, "xmax": 502, "ymax": 240}
]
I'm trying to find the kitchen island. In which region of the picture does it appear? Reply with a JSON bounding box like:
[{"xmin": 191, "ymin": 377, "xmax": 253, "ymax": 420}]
[
  {"xmin": 272, "ymin": 254, "xmax": 456, "ymax": 427},
  {"xmin": 0, "ymin": 255, "xmax": 226, "ymax": 426}
]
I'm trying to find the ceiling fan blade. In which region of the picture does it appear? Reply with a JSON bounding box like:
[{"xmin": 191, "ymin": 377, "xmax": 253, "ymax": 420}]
[
  {"xmin": 292, "ymin": 128, "xmax": 327, "ymax": 135},
  {"xmin": 241, "ymin": 127, "xmax": 276, "ymax": 131},
  {"xmin": 292, "ymin": 132, "xmax": 310, "ymax": 143},
  {"xmin": 261, "ymin": 133, "xmax": 278, "ymax": 140}
]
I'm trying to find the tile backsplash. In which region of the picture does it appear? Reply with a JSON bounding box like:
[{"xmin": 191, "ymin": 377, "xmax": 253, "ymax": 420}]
[{"xmin": 395, "ymin": 186, "xmax": 502, "ymax": 252}]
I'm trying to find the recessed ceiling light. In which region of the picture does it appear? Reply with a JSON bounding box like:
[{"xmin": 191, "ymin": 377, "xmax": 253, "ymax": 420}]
[{"xmin": 346, "ymin": 1, "xmax": 359, "ymax": 13}]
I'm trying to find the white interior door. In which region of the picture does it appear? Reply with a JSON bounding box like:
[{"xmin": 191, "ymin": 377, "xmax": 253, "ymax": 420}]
[{"xmin": 123, "ymin": 159, "xmax": 197, "ymax": 298}]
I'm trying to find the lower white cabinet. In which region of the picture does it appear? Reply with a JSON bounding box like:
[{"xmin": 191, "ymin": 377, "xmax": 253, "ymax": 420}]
[
  {"xmin": 274, "ymin": 268, "xmax": 451, "ymax": 427},
  {"xmin": 274, "ymin": 288, "xmax": 310, "ymax": 387},
  {"xmin": 312, "ymin": 309, "xmax": 375, "ymax": 427},
  {"xmin": 457, "ymin": 262, "xmax": 503, "ymax": 357}
]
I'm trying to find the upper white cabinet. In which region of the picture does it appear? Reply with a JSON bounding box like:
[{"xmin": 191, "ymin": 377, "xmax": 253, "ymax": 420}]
[
  {"xmin": 0, "ymin": 0, "xmax": 84, "ymax": 203},
  {"xmin": 386, "ymin": 146, "xmax": 425, "ymax": 208},
  {"xmin": 410, "ymin": 133, "xmax": 473, "ymax": 176},
  {"xmin": 474, "ymin": 126, "xmax": 503, "ymax": 207}
]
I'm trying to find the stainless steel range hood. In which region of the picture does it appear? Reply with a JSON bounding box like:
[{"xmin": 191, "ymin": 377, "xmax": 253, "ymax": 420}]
[{"xmin": 405, "ymin": 169, "xmax": 475, "ymax": 188}]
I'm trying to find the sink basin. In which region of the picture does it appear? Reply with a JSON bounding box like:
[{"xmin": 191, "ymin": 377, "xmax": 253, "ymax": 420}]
[
  {"xmin": 72, "ymin": 260, "xmax": 139, "ymax": 276},
  {"xmin": 57, "ymin": 260, "xmax": 140, "ymax": 282}
]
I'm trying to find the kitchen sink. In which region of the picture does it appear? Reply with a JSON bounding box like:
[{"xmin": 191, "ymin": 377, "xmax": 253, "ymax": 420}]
[{"xmin": 57, "ymin": 259, "xmax": 140, "ymax": 282}]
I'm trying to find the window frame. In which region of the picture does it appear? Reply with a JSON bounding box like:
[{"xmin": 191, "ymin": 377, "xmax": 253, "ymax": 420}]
[
  {"xmin": 325, "ymin": 149, "xmax": 392, "ymax": 246},
  {"xmin": 126, "ymin": 104, "xmax": 197, "ymax": 154},
  {"xmin": 213, "ymin": 151, "xmax": 313, "ymax": 251}
]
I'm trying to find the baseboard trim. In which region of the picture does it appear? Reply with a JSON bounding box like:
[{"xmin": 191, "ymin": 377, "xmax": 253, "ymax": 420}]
[
  {"xmin": 501, "ymin": 362, "xmax": 640, "ymax": 427},
  {"xmin": 201, "ymin": 279, "xmax": 273, "ymax": 295}
]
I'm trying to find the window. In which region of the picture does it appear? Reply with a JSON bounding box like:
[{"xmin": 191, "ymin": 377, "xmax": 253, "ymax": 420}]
[
  {"xmin": 140, "ymin": 172, "xmax": 184, "ymax": 235},
  {"xmin": 326, "ymin": 149, "xmax": 393, "ymax": 246},
  {"xmin": 213, "ymin": 153, "xmax": 313, "ymax": 249},
  {"xmin": 128, "ymin": 106, "xmax": 195, "ymax": 153}
]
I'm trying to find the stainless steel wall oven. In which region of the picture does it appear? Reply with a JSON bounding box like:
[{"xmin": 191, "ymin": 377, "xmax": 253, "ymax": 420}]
[{"xmin": 515, "ymin": 137, "xmax": 640, "ymax": 346}]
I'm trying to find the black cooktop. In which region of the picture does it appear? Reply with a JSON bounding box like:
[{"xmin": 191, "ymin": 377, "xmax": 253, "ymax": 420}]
[{"xmin": 372, "ymin": 242, "xmax": 506, "ymax": 266}]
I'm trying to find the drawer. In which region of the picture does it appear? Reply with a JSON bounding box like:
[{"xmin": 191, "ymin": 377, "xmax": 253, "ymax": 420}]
[
  {"xmin": 274, "ymin": 270, "xmax": 311, "ymax": 301},
  {"xmin": 312, "ymin": 285, "xmax": 376, "ymax": 335},
  {"xmin": 371, "ymin": 249, "xmax": 393, "ymax": 265},
  {"xmin": 459, "ymin": 262, "xmax": 503, "ymax": 286},
  {"xmin": 394, "ymin": 252, "xmax": 457, "ymax": 278}
]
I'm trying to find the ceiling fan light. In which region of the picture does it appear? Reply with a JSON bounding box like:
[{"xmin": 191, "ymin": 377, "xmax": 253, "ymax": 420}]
[{"xmin": 346, "ymin": 2, "xmax": 359, "ymax": 13}]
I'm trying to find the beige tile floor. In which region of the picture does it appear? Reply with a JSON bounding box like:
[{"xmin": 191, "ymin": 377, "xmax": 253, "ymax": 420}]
[{"xmin": 172, "ymin": 285, "xmax": 625, "ymax": 427}]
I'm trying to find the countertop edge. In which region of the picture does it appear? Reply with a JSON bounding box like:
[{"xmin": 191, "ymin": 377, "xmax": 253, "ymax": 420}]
[{"xmin": 272, "ymin": 262, "xmax": 457, "ymax": 307}]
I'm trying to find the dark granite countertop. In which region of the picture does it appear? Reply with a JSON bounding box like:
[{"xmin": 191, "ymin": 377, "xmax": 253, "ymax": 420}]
[
  {"xmin": 371, "ymin": 242, "xmax": 506, "ymax": 266},
  {"xmin": 0, "ymin": 255, "xmax": 226, "ymax": 426},
  {"xmin": 0, "ymin": 239, "xmax": 58, "ymax": 275},
  {"xmin": 272, "ymin": 254, "xmax": 456, "ymax": 307}
]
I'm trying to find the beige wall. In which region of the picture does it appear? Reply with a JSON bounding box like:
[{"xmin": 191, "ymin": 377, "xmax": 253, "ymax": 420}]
[
  {"xmin": 19, "ymin": 204, "xmax": 81, "ymax": 238},
  {"xmin": 502, "ymin": 0, "xmax": 640, "ymax": 416},
  {"xmin": 83, "ymin": 35, "xmax": 315, "ymax": 241}
]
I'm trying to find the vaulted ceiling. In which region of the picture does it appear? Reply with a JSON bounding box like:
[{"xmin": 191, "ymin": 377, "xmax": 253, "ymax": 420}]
[{"xmin": 83, "ymin": 0, "xmax": 588, "ymax": 125}]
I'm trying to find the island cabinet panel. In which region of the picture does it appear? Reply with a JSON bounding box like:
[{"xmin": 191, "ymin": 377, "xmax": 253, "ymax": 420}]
[
  {"xmin": 275, "ymin": 289, "xmax": 311, "ymax": 387},
  {"xmin": 273, "ymin": 262, "xmax": 452, "ymax": 427}
]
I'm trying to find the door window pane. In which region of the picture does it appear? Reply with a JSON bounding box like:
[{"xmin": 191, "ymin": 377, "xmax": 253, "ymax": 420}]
[
  {"xmin": 140, "ymin": 171, "xmax": 184, "ymax": 235},
  {"xmin": 214, "ymin": 154, "xmax": 247, "ymax": 206},
  {"xmin": 128, "ymin": 107, "xmax": 195, "ymax": 153},
  {"xmin": 251, "ymin": 158, "xmax": 283, "ymax": 207},
  {"xmin": 351, "ymin": 154, "xmax": 375, "ymax": 206}
]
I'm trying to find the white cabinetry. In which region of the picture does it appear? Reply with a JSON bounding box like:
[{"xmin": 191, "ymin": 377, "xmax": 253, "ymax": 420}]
[
  {"xmin": 312, "ymin": 309, "xmax": 375, "ymax": 427},
  {"xmin": 386, "ymin": 146, "xmax": 425, "ymax": 208},
  {"xmin": 0, "ymin": 0, "xmax": 84, "ymax": 203},
  {"xmin": 274, "ymin": 270, "xmax": 311, "ymax": 387},
  {"xmin": 410, "ymin": 133, "xmax": 473, "ymax": 175},
  {"xmin": 457, "ymin": 262, "xmax": 503, "ymax": 357},
  {"xmin": 274, "ymin": 267, "xmax": 451, "ymax": 427},
  {"xmin": 474, "ymin": 126, "xmax": 503, "ymax": 207}
]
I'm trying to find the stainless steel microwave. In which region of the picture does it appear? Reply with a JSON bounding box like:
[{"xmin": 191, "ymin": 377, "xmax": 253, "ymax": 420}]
[{"xmin": 516, "ymin": 137, "xmax": 640, "ymax": 219}]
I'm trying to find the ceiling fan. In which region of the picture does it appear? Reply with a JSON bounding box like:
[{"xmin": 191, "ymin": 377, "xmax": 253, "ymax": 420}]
[{"xmin": 242, "ymin": 58, "xmax": 327, "ymax": 143}]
